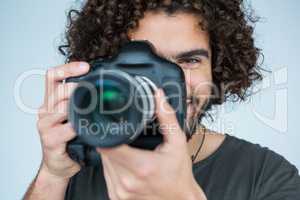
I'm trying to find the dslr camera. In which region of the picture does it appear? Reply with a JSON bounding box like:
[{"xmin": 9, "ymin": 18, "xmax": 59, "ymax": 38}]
[{"xmin": 66, "ymin": 41, "xmax": 187, "ymax": 166}]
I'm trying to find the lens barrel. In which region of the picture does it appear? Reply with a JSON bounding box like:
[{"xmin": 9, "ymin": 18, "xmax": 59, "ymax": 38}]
[{"xmin": 68, "ymin": 69, "xmax": 157, "ymax": 148}]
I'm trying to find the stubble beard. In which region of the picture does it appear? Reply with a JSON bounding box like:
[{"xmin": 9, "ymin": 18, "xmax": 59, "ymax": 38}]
[{"xmin": 185, "ymin": 96, "xmax": 211, "ymax": 140}]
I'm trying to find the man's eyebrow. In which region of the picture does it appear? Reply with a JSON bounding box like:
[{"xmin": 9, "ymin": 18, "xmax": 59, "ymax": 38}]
[{"xmin": 174, "ymin": 49, "xmax": 209, "ymax": 59}]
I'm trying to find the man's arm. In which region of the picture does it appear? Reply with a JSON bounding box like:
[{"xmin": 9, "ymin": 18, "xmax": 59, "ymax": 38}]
[{"xmin": 23, "ymin": 166, "xmax": 70, "ymax": 200}]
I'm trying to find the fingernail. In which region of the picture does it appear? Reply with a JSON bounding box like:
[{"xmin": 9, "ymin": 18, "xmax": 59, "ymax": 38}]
[
  {"xmin": 159, "ymin": 89, "xmax": 166, "ymax": 99},
  {"xmin": 155, "ymin": 88, "xmax": 162, "ymax": 97},
  {"xmin": 159, "ymin": 89, "xmax": 168, "ymax": 104},
  {"xmin": 79, "ymin": 62, "xmax": 89, "ymax": 71}
]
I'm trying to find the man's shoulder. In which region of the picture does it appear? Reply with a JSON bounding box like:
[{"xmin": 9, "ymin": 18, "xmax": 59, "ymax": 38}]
[
  {"xmin": 223, "ymin": 134, "xmax": 291, "ymax": 166},
  {"xmin": 201, "ymin": 133, "xmax": 300, "ymax": 199},
  {"xmin": 223, "ymin": 134, "xmax": 300, "ymax": 198},
  {"xmin": 200, "ymin": 133, "xmax": 299, "ymax": 179},
  {"xmin": 222, "ymin": 134, "xmax": 300, "ymax": 185},
  {"xmin": 225, "ymin": 134, "xmax": 289, "ymax": 162},
  {"xmin": 196, "ymin": 132, "xmax": 285, "ymax": 166}
]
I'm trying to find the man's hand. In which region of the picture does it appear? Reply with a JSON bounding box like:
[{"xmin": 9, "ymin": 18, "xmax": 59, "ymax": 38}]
[
  {"xmin": 37, "ymin": 62, "xmax": 90, "ymax": 179},
  {"xmin": 97, "ymin": 89, "xmax": 207, "ymax": 200},
  {"xmin": 24, "ymin": 62, "xmax": 90, "ymax": 200}
]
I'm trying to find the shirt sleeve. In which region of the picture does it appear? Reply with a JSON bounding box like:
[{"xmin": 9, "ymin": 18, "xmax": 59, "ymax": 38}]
[{"xmin": 255, "ymin": 149, "xmax": 300, "ymax": 200}]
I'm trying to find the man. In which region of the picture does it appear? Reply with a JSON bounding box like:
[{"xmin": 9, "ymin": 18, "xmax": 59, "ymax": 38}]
[{"xmin": 24, "ymin": 0, "xmax": 300, "ymax": 199}]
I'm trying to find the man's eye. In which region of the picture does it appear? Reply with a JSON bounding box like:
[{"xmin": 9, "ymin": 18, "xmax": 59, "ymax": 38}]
[
  {"xmin": 187, "ymin": 58, "xmax": 201, "ymax": 63},
  {"xmin": 178, "ymin": 58, "xmax": 202, "ymax": 68}
]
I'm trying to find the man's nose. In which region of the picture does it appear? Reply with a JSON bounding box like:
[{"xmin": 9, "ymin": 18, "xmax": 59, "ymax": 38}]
[
  {"xmin": 181, "ymin": 67, "xmax": 192, "ymax": 81},
  {"xmin": 182, "ymin": 69, "xmax": 193, "ymax": 91}
]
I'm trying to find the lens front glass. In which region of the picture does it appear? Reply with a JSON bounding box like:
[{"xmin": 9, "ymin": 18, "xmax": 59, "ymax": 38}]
[
  {"xmin": 101, "ymin": 82, "xmax": 127, "ymax": 111},
  {"xmin": 93, "ymin": 79, "xmax": 129, "ymax": 123},
  {"xmin": 71, "ymin": 71, "xmax": 151, "ymax": 147}
]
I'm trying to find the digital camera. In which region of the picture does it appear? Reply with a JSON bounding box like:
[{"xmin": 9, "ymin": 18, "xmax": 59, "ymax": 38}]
[{"xmin": 66, "ymin": 41, "xmax": 187, "ymax": 166}]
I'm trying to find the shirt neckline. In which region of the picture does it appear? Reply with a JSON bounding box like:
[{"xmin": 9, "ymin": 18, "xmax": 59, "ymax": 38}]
[{"xmin": 192, "ymin": 133, "xmax": 232, "ymax": 169}]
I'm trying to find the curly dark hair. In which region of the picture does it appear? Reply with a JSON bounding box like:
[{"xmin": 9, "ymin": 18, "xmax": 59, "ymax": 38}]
[{"xmin": 59, "ymin": 0, "xmax": 263, "ymax": 106}]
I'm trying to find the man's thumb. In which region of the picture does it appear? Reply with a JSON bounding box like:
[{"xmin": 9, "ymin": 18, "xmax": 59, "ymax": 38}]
[{"xmin": 154, "ymin": 89, "xmax": 185, "ymax": 145}]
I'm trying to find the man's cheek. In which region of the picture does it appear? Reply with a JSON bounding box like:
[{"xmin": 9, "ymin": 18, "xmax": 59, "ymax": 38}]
[
  {"xmin": 189, "ymin": 70, "xmax": 212, "ymax": 89},
  {"xmin": 192, "ymin": 79, "xmax": 213, "ymax": 102}
]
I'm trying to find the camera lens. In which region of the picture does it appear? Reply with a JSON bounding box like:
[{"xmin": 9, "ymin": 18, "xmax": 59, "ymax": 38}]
[{"xmin": 69, "ymin": 69, "xmax": 156, "ymax": 147}]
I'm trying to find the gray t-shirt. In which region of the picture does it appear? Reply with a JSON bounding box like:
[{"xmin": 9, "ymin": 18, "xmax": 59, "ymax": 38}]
[{"xmin": 65, "ymin": 134, "xmax": 300, "ymax": 199}]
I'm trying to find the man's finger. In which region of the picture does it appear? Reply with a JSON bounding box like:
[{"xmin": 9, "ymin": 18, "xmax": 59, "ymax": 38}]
[
  {"xmin": 51, "ymin": 122, "xmax": 77, "ymax": 143},
  {"xmin": 101, "ymin": 154, "xmax": 119, "ymax": 199},
  {"xmin": 46, "ymin": 82, "xmax": 78, "ymax": 110},
  {"xmin": 154, "ymin": 89, "xmax": 185, "ymax": 146},
  {"xmin": 97, "ymin": 145, "xmax": 152, "ymax": 169},
  {"xmin": 47, "ymin": 62, "xmax": 89, "ymax": 82},
  {"xmin": 37, "ymin": 100, "xmax": 68, "ymax": 129},
  {"xmin": 44, "ymin": 62, "xmax": 90, "ymax": 103}
]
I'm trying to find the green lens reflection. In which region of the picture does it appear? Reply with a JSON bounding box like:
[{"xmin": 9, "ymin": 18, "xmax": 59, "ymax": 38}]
[
  {"xmin": 92, "ymin": 80, "xmax": 128, "ymax": 123},
  {"xmin": 102, "ymin": 89, "xmax": 120, "ymax": 101}
]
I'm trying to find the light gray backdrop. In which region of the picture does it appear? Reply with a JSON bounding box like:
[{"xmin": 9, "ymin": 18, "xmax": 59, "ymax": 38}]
[{"xmin": 1, "ymin": 0, "xmax": 299, "ymax": 199}]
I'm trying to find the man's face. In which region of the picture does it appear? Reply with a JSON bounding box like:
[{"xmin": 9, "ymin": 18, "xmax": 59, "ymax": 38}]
[{"xmin": 128, "ymin": 11, "xmax": 213, "ymax": 127}]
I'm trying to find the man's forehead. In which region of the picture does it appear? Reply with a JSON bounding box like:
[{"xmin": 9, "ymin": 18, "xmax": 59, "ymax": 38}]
[{"xmin": 128, "ymin": 11, "xmax": 210, "ymax": 59}]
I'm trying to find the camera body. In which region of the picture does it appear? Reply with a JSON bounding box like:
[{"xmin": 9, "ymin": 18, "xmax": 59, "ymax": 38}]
[{"xmin": 66, "ymin": 41, "xmax": 187, "ymax": 166}]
